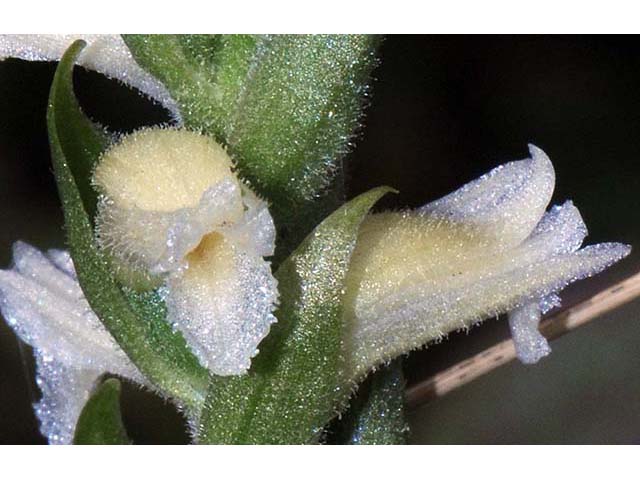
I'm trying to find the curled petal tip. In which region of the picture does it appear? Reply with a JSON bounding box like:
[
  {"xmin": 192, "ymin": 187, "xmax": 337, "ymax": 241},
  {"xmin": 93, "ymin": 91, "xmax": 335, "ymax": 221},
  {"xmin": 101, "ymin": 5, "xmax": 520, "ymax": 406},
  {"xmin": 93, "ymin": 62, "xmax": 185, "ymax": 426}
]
[
  {"xmin": 527, "ymin": 143, "xmax": 548, "ymax": 161},
  {"xmin": 419, "ymin": 143, "xmax": 556, "ymax": 250},
  {"xmin": 508, "ymin": 301, "xmax": 551, "ymax": 365}
]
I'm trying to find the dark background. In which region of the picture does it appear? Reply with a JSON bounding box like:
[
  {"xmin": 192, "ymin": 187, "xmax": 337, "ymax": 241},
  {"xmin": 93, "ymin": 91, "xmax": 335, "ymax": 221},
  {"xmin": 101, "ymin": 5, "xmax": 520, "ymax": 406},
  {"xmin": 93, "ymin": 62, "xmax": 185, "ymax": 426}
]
[{"xmin": 0, "ymin": 35, "xmax": 639, "ymax": 444}]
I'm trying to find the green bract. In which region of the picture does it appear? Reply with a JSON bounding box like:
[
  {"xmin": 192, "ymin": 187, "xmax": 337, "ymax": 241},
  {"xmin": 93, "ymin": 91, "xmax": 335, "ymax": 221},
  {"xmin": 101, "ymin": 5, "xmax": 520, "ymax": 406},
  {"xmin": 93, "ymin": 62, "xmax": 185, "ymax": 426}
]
[
  {"xmin": 198, "ymin": 187, "xmax": 393, "ymax": 444},
  {"xmin": 73, "ymin": 378, "xmax": 130, "ymax": 445},
  {"xmin": 330, "ymin": 360, "xmax": 409, "ymax": 445}
]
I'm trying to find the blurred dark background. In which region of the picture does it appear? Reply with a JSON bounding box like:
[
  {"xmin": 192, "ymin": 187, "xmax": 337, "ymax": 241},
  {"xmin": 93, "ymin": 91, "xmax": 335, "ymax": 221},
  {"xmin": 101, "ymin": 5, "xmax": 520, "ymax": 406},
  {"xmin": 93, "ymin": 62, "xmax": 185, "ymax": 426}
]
[{"xmin": 1, "ymin": 35, "xmax": 639, "ymax": 444}]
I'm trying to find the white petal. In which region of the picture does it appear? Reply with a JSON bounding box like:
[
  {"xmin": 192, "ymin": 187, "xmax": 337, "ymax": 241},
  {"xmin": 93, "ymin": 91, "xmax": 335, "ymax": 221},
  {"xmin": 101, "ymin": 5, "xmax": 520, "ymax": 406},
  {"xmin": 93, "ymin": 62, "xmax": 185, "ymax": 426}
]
[
  {"xmin": 0, "ymin": 243, "xmax": 144, "ymax": 444},
  {"xmin": 0, "ymin": 34, "xmax": 181, "ymax": 122},
  {"xmin": 226, "ymin": 187, "xmax": 277, "ymax": 257},
  {"xmin": 346, "ymin": 235, "xmax": 630, "ymax": 380},
  {"xmin": 0, "ymin": 242, "xmax": 139, "ymax": 379},
  {"xmin": 419, "ymin": 144, "xmax": 555, "ymax": 250},
  {"xmin": 508, "ymin": 301, "xmax": 551, "ymax": 364},
  {"xmin": 33, "ymin": 354, "xmax": 102, "ymax": 445},
  {"xmin": 164, "ymin": 236, "xmax": 278, "ymax": 375},
  {"xmin": 526, "ymin": 200, "xmax": 587, "ymax": 255},
  {"xmin": 13, "ymin": 241, "xmax": 83, "ymax": 299},
  {"xmin": 45, "ymin": 248, "xmax": 77, "ymax": 279},
  {"xmin": 539, "ymin": 293, "xmax": 562, "ymax": 314},
  {"xmin": 97, "ymin": 179, "xmax": 244, "ymax": 274}
]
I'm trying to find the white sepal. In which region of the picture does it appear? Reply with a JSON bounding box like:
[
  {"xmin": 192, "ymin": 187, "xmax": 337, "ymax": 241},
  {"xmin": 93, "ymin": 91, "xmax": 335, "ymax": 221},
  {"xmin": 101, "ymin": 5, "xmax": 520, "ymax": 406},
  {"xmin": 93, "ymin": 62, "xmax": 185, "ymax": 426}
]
[
  {"xmin": 0, "ymin": 242, "xmax": 143, "ymax": 444},
  {"xmin": 0, "ymin": 34, "xmax": 181, "ymax": 121}
]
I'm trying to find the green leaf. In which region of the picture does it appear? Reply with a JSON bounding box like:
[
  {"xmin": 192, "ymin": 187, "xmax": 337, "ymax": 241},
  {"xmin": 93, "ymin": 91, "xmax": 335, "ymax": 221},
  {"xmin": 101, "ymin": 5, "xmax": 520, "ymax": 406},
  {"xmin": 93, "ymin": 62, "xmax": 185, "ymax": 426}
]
[
  {"xmin": 328, "ymin": 359, "xmax": 409, "ymax": 445},
  {"xmin": 198, "ymin": 187, "xmax": 394, "ymax": 444},
  {"xmin": 124, "ymin": 34, "xmax": 381, "ymax": 260},
  {"xmin": 48, "ymin": 40, "xmax": 208, "ymax": 412},
  {"xmin": 73, "ymin": 378, "xmax": 130, "ymax": 444}
]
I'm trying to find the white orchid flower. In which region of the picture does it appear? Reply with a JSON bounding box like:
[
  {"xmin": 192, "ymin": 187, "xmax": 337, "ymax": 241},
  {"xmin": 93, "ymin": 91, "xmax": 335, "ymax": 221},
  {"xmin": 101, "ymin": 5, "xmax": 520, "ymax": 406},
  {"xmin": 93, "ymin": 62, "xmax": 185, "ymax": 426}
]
[
  {"xmin": 344, "ymin": 145, "xmax": 630, "ymax": 379},
  {"xmin": 92, "ymin": 127, "xmax": 278, "ymax": 375},
  {"xmin": 0, "ymin": 127, "xmax": 279, "ymax": 444},
  {"xmin": 0, "ymin": 243, "xmax": 144, "ymax": 444},
  {"xmin": 0, "ymin": 34, "xmax": 181, "ymax": 121}
]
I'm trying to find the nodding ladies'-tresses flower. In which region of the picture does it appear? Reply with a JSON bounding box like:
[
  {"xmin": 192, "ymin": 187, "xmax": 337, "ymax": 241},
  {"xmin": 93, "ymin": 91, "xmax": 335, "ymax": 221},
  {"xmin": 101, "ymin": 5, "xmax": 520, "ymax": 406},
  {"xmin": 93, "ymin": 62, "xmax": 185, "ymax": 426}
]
[
  {"xmin": 0, "ymin": 34, "xmax": 632, "ymax": 445},
  {"xmin": 343, "ymin": 145, "xmax": 630, "ymax": 380},
  {"xmin": 93, "ymin": 128, "xmax": 278, "ymax": 375},
  {"xmin": 0, "ymin": 128, "xmax": 278, "ymax": 444}
]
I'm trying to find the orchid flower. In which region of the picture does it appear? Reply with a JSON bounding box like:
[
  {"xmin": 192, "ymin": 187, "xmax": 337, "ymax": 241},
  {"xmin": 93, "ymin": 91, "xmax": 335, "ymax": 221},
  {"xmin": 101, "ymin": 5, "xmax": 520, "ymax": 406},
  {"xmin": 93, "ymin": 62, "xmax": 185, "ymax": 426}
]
[
  {"xmin": 0, "ymin": 34, "xmax": 187, "ymax": 445},
  {"xmin": 0, "ymin": 243, "xmax": 144, "ymax": 444},
  {"xmin": 0, "ymin": 126, "xmax": 279, "ymax": 443},
  {"xmin": 93, "ymin": 127, "xmax": 278, "ymax": 375},
  {"xmin": 344, "ymin": 145, "xmax": 630, "ymax": 379}
]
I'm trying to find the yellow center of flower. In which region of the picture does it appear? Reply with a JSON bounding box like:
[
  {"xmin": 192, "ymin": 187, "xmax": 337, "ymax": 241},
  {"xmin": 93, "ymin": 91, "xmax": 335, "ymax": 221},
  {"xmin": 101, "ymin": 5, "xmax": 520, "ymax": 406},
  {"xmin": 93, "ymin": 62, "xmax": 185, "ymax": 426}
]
[{"xmin": 185, "ymin": 232, "xmax": 236, "ymax": 283}]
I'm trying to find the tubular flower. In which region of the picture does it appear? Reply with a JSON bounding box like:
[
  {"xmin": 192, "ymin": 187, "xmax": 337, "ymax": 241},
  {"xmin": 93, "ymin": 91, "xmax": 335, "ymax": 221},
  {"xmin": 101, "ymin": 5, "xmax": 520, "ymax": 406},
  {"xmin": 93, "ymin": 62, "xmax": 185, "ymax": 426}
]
[
  {"xmin": 344, "ymin": 145, "xmax": 630, "ymax": 379},
  {"xmin": 93, "ymin": 128, "xmax": 278, "ymax": 375}
]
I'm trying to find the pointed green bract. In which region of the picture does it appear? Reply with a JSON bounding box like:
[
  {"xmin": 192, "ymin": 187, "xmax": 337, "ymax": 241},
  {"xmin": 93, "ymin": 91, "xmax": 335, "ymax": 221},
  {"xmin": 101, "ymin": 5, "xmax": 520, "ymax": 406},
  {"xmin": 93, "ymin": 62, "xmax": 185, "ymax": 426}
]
[
  {"xmin": 329, "ymin": 359, "xmax": 409, "ymax": 445},
  {"xmin": 73, "ymin": 378, "xmax": 130, "ymax": 444},
  {"xmin": 47, "ymin": 38, "xmax": 109, "ymax": 220},
  {"xmin": 124, "ymin": 34, "xmax": 381, "ymax": 259},
  {"xmin": 48, "ymin": 40, "xmax": 208, "ymax": 412},
  {"xmin": 197, "ymin": 187, "xmax": 394, "ymax": 444}
]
